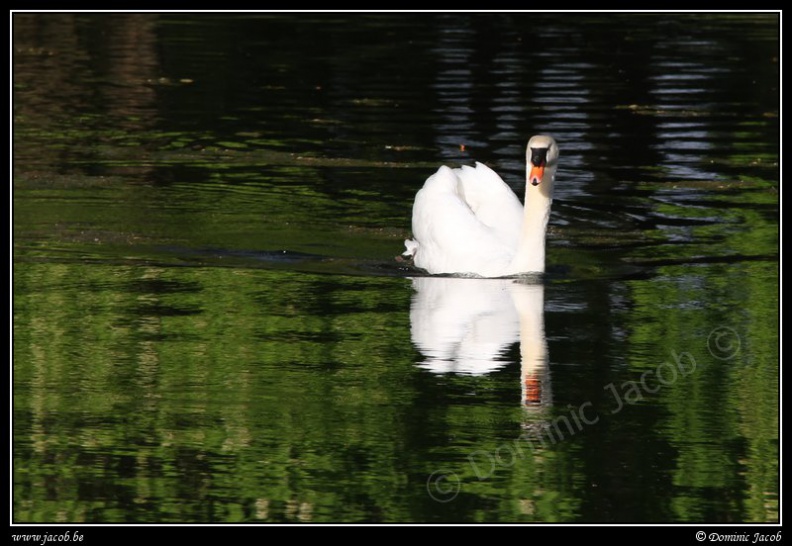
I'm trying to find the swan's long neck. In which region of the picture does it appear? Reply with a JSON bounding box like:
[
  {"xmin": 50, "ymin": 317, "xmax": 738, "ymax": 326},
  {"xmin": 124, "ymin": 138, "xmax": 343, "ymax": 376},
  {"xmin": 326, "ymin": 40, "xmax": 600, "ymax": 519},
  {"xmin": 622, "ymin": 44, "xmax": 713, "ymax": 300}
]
[{"xmin": 506, "ymin": 169, "xmax": 555, "ymax": 275}]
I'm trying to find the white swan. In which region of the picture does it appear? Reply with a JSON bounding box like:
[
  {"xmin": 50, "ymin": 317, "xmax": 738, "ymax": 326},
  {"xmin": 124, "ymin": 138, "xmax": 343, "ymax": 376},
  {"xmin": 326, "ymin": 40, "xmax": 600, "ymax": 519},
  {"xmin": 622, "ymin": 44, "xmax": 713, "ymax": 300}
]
[{"xmin": 403, "ymin": 135, "xmax": 559, "ymax": 277}]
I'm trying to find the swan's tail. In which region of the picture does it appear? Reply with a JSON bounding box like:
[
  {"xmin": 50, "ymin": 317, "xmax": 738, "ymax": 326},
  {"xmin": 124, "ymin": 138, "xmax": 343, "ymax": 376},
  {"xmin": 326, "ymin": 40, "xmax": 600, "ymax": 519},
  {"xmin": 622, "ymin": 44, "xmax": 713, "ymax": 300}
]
[{"xmin": 403, "ymin": 238, "xmax": 419, "ymax": 257}]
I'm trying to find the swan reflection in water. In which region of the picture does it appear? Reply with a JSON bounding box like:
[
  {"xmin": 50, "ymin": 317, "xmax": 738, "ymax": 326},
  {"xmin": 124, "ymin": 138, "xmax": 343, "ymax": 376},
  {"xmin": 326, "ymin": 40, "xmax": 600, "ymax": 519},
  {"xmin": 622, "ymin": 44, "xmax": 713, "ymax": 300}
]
[{"xmin": 409, "ymin": 276, "xmax": 551, "ymax": 411}]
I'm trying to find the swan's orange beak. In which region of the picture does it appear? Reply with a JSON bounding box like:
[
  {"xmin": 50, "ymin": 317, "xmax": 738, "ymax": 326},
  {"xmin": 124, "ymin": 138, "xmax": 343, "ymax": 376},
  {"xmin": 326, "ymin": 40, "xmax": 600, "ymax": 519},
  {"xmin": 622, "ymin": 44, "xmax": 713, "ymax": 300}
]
[{"xmin": 529, "ymin": 164, "xmax": 545, "ymax": 186}]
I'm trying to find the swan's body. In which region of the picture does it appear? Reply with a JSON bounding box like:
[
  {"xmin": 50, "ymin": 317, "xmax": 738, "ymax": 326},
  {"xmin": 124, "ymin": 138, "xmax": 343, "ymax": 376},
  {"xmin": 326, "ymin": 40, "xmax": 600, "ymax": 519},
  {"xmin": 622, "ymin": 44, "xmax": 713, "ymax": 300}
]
[{"xmin": 404, "ymin": 135, "xmax": 559, "ymax": 277}]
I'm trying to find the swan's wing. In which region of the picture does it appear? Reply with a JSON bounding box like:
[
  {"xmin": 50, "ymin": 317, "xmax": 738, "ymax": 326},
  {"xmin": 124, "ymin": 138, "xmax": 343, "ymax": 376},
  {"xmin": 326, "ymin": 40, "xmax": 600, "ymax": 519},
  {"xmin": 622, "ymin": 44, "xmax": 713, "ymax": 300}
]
[
  {"xmin": 409, "ymin": 166, "xmax": 514, "ymax": 276},
  {"xmin": 454, "ymin": 162, "xmax": 524, "ymax": 248},
  {"xmin": 403, "ymin": 238, "xmax": 419, "ymax": 257}
]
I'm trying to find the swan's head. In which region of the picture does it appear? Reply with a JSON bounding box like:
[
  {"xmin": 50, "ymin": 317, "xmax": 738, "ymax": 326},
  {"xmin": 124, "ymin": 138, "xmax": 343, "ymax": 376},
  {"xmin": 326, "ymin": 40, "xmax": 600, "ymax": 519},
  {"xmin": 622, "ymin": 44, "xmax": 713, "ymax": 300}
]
[{"xmin": 526, "ymin": 135, "xmax": 559, "ymax": 188}]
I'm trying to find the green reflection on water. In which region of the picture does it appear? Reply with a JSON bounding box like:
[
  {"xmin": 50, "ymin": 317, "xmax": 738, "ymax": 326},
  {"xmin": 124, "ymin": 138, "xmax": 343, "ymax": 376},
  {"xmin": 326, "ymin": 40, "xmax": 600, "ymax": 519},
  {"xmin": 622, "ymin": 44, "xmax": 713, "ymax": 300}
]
[
  {"xmin": 624, "ymin": 260, "xmax": 778, "ymax": 522},
  {"xmin": 14, "ymin": 257, "xmax": 778, "ymax": 522},
  {"xmin": 14, "ymin": 263, "xmax": 422, "ymax": 522}
]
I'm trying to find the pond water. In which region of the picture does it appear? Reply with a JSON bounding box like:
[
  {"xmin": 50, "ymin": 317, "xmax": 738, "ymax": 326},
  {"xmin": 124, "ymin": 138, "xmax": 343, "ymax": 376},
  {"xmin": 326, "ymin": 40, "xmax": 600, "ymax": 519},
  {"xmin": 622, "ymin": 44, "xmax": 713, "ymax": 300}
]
[{"xmin": 13, "ymin": 13, "xmax": 779, "ymax": 523}]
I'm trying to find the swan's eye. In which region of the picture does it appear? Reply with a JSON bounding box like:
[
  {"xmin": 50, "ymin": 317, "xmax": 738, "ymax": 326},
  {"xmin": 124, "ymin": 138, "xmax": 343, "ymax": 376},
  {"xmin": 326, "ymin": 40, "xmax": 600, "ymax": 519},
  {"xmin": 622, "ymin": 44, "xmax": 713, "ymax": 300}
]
[{"xmin": 530, "ymin": 147, "xmax": 548, "ymax": 167}]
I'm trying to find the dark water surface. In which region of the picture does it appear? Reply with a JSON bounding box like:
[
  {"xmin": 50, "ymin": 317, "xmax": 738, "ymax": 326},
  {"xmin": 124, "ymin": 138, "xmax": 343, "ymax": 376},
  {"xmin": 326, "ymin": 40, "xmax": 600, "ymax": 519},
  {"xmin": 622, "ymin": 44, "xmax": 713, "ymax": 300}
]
[{"xmin": 13, "ymin": 13, "xmax": 778, "ymax": 523}]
